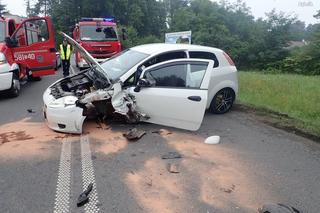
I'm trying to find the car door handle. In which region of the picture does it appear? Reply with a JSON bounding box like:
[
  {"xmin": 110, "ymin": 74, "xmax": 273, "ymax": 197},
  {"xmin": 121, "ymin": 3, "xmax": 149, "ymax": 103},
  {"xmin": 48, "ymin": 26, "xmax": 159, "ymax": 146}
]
[{"xmin": 188, "ymin": 96, "xmax": 202, "ymax": 102}]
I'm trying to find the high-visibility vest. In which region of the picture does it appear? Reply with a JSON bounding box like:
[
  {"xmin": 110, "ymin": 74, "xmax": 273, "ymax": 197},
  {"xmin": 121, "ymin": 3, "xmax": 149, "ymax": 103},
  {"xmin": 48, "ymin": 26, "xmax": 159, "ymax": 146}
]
[{"xmin": 60, "ymin": 44, "xmax": 71, "ymax": 60}]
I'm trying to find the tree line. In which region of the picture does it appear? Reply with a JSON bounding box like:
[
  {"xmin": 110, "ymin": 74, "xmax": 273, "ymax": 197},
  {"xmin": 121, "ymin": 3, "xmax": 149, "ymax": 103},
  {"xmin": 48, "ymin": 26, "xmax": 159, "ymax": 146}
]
[{"xmin": 2, "ymin": 0, "xmax": 320, "ymax": 74}]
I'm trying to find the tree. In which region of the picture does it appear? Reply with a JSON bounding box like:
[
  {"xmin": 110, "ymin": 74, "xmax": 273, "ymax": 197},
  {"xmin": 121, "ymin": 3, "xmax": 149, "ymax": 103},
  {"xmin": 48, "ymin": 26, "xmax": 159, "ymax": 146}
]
[
  {"xmin": 288, "ymin": 20, "xmax": 306, "ymax": 41},
  {"xmin": 0, "ymin": 0, "xmax": 8, "ymax": 15}
]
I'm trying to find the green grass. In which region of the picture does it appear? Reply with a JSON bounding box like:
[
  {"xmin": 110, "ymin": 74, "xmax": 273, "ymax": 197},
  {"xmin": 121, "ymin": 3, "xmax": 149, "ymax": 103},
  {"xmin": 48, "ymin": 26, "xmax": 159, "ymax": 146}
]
[{"xmin": 238, "ymin": 71, "xmax": 320, "ymax": 137}]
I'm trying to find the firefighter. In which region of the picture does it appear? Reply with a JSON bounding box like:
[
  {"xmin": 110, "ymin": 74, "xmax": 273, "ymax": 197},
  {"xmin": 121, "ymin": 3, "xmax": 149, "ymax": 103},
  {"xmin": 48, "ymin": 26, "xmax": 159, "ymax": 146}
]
[{"xmin": 60, "ymin": 38, "xmax": 71, "ymax": 77}]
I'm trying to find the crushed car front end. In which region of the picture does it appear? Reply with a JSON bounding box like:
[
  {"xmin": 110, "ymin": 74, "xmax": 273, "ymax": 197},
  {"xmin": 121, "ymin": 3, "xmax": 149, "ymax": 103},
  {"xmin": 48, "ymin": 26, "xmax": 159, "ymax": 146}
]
[
  {"xmin": 43, "ymin": 72, "xmax": 95, "ymax": 134},
  {"xmin": 43, "ymin": 68, "xmax": 143, "ymax": 134},
  {"xmin": 43, "ymin": 63, "xmax": 115, "ymax": 133},
  {"xmin": 43, "ymin": 90, "xmax": 85, "ymax": 134}
]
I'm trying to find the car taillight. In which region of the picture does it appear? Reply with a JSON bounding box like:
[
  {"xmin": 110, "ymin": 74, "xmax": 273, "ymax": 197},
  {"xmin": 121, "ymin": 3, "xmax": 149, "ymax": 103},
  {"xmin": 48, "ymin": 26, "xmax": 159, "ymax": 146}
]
[{"xmin": 223, "ymin": 52, "xmax": 235, "ymax": 66}]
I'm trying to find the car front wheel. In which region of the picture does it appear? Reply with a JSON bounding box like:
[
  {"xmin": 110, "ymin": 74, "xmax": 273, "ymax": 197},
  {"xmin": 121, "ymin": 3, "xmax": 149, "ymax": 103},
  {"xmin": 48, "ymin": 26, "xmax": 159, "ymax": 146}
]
[
  {"xmin": 209, "ymin": 88, "xmax": 235, "ymax": 114},
  {"xmin": 8, "ymin": 73, "xmax": 20, "ymax": 97}
]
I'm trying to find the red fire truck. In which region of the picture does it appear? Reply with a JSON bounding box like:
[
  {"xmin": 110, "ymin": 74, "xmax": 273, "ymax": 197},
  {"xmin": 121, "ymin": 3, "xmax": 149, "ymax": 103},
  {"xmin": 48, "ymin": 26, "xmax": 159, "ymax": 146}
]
[
  {"xmin": 0, "ymin": 15, "xmax": 56, "ymax": 97},
  {"xmin": 72, "ymin": 18, "xmax": 121, "ymax": 69}
]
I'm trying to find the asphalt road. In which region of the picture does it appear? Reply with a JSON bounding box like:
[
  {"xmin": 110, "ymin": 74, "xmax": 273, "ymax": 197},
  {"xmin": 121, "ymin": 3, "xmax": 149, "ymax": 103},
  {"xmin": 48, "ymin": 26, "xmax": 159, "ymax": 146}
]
[{"xmin": 0, "ymin": 66, "xmax": 319, "ymax": 213}]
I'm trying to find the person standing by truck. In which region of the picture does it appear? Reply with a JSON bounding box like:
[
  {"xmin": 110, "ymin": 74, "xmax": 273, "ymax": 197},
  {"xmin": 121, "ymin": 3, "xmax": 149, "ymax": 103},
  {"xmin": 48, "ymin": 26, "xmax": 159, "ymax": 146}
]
[{"xmin": 60, "ymin": 38, "xmax": 71, "ymax": 77}]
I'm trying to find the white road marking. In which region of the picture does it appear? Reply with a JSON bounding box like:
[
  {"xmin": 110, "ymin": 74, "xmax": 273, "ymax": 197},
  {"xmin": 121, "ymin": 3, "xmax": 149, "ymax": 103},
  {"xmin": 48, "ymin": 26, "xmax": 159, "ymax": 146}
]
[
  {"xmin": 80, "ymin": 135, "xmax": 100, "ymax": 213},
  {"xmin": 53, "ymin": 138, "xmax": 72, "ymax": 213}
]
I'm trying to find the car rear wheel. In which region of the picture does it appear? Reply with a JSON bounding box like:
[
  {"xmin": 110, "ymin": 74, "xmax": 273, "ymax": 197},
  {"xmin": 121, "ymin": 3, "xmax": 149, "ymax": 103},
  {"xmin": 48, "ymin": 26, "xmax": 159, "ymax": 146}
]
[
  {"xmin": 209, "ymin": 88, "xmax": 235, "ymax": 114},
  {"xmin": 8, "ymin": 73, "xmax": 20, "ymax": 97}
]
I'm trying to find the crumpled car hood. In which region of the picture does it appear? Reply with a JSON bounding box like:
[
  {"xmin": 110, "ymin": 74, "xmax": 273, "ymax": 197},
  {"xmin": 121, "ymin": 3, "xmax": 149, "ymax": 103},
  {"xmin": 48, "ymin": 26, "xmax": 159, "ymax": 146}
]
[{"xmin": 59, "ymin": 32, "xmax": 111, "ymax": 85}]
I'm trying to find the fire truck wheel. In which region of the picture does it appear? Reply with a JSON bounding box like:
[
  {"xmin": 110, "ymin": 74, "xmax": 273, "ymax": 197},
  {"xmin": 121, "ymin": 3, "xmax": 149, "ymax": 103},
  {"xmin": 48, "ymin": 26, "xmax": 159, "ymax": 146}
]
[
  {"xmin": 27, "ymin": 73, "xmax": 42, "ymax": 81},
  {"xmin": 8, "ymin": 74, "xmax": 20, "ymax": 97}
]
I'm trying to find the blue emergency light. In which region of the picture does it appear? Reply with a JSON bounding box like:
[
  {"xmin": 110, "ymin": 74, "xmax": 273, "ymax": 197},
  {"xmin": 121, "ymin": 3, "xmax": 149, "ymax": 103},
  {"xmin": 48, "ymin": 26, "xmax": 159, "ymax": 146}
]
[
  {"xmin": 103, "ymin": 18, "xmax": 115, "ymax": 22},
  {"xmin": 80, "ymin": 17, "xmax": 115, "ymax": 23}
]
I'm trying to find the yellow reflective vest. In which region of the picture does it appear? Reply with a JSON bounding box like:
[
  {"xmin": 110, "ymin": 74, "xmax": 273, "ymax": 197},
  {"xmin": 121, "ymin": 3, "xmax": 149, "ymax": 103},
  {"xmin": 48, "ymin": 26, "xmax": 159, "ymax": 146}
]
[{"xmin": 60, "ymin": 44, "xmax": 71, "ymax": 60}]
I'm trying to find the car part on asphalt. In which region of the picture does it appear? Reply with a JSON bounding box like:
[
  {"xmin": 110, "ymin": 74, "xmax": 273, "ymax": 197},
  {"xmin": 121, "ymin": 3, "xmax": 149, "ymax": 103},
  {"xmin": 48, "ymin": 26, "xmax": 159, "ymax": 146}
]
[
  {"xmin": 161, "ymin": 152, "xmax": 182, "ymax": 159},
  {"xmin": 123, "ymin": 128, "xmax": 146, "ymax": 141},
  {"xmin": 77, "ymin": 183, "xmax": 93, "ymax": 207},
  {"xmin": 167, "ymin": 163, "xmax": 180, "ymax": 173},
  {"xmin": 27, "ymin": 109, "xmax": 36, "ymax": 113},
  {"xmin": 204, "ymin": 135, "xmax": 221, "ymax": 145},
  {"xmin": 258, "ymin": 203, "xmax": 300, "ymax": 213}
]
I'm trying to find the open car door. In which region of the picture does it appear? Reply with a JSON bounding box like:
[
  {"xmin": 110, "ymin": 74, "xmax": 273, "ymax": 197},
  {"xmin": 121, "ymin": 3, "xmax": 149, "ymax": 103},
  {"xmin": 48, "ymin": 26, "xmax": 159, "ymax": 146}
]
[
  {"xmin": 10, "ymin": 17, "xmax": 56, "ymax": 77},
  {"xmin": 129, "ymin": 59, "xmax": 214, "ymax": 131}
]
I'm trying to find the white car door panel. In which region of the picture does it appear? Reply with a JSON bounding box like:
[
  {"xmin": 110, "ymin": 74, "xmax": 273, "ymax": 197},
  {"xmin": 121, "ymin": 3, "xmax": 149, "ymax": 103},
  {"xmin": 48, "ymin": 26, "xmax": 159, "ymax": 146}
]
[
  {"xmin": 130, "ymin": 87, "xmax": 207, "ymax": 130},
  {"xmin": 129, "ymin": 59, "xmax": 214, "ymax": 131}
]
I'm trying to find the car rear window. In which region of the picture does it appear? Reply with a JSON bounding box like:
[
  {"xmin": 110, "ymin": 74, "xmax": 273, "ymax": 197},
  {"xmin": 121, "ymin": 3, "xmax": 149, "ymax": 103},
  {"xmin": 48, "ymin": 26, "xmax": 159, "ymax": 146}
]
[
  {"xmin": 143, "ymin": 51, "xmax": 187, "ymax": 68},
  {"xmin": 189, "ymin": 51, "xmax": 219, "ymax": 68}
]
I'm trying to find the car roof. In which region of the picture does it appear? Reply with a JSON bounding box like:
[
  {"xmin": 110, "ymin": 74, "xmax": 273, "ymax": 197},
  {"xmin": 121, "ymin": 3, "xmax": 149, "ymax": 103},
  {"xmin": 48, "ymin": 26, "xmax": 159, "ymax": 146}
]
[{"xmin": 130, "ymin": 43, "xmax": 223, "ymax": 55}]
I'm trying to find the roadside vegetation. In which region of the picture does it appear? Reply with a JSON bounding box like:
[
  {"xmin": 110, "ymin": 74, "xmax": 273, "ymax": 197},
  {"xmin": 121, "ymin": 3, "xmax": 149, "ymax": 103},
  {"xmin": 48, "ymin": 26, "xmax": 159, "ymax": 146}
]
[{"xmin": 238, "ymin": 72, "xmax": 320, "ymax": 137}]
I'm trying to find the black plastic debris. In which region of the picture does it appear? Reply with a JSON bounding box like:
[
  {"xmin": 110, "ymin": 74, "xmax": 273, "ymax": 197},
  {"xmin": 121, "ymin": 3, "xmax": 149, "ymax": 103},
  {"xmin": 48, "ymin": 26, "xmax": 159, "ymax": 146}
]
[
  {"xmin": 123, "ymin": 128, "xmax": 146, "ymax": 141},
  {"xmin": 259, "ymin": 203, "xmax": 300, "ymax": 213},
  {"xmin": 27, "ymin": 109, "xmax": 36, "ymax": 113},
  {"xmin": 77, "ymin": 183, "xmax": 93, "ymax": 207},
  {"xmin": 161, "ymin": 152, "xmax": 182, "ymax": 159}
]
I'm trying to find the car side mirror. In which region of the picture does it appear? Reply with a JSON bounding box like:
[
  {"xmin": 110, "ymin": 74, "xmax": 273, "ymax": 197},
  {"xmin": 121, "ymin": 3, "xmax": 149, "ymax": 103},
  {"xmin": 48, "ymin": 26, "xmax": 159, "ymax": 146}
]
[
  {"xmin": 5, "ymin": 37, "xmax": 16, "ymax": 48},
  {"xmin": 134, "ymin": 78, "xmax": 152, "ymax": 92}
]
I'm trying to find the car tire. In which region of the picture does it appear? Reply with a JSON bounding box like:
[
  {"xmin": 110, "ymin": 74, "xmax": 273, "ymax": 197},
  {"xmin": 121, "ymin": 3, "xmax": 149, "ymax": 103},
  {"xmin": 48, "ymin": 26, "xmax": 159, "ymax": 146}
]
[
  {"xmin": 8, "ymin": 73, "xmax": 20, "ymax": 97},
  {"xmin": 209, "ymin": 88, "xmax": 235, "ymax": 114}
]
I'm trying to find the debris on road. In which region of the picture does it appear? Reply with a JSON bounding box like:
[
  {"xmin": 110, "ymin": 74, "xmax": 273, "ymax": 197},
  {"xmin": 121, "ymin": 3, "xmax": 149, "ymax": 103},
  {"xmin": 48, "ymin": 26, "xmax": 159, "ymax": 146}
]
[
  {"xmin": 123, "ymin": 128, "xmax": 146, "ymax": 141},
  {"xmin": 204, "ymin": 136, "xmax": 221, "ymax": 145},
  {"xmin": 27, "ymin": 109, "xmax": 36, "ymax": 113},
  {"xmin": 161, "ymin": 152, "xmax": 182, "ymax": 159},
  {"xmin": 167, "ymin": 163, "xmax": 180, "ymax": 173},
  {"xmin": 152, "ymin": 129, "xmax": 172, "ymax": 136},
  {"xmin": 220, "ymin": 184, "xmax": 235, "ymax": 193},
  {"xmin": 258, "ymin": 203, "xmax": 300, "ymax": 213},
  {"xmin": 77, "ymin": 183, "xmax": 93, "ymax": 207},
  {"xmin": 146, "ymin": 177, "xmax": 153, "ymax": 186}
]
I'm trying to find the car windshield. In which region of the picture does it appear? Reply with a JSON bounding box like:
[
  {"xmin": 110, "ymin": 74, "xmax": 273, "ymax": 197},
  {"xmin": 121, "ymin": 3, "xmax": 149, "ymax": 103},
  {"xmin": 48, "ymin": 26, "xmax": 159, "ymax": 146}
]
[
  {"xmin": 101, "ymin": 49, "xmax": 149, "ymax": 80},
  {"xmin": 80, "ymin": 25, "xmax": 118, "ymax": 41},
  {"xmin": 0, "ymin": 21, "xmax": 5, "ymax": 42}
]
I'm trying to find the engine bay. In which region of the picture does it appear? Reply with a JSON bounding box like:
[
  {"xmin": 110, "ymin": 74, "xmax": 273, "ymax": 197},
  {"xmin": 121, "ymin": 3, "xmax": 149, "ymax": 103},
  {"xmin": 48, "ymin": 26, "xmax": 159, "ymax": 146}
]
[{"xmin": 50, "ymin": 69, "xmax": 111, "ymax": 99}]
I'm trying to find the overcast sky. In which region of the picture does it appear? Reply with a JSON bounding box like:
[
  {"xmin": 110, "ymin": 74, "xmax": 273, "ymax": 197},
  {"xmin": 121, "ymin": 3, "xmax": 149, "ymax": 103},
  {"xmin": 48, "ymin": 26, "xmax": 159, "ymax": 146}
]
[{"xmin": 2, "ymin": 0, "xmax": 320, "ymax": 25}]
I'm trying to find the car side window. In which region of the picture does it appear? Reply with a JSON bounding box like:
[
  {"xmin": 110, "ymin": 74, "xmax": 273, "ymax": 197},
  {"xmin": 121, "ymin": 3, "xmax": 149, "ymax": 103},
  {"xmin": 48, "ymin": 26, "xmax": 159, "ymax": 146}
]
[
  {"xmin": 143, "ymin": 51, "xmax": 187, "ymax": 68},
  {"xmin": 8, "ymin": 20, "xmax": 16, "ymax": 36},
  {"xmin": 26, "ymin": 19, "xmax": 49, "ymax": 45},
  {"xmin": 189, "ymin": 51, "xmax": 219, "ymax": 68},
  {"xmin": 13, "ymin": 26, "xmax": 27, "ymax": 47},
  {"xmin": 13, "ymin": 19, "xmax": 49, "ymax": 47},
  {"xmin": 144, "ymin": 62, "xmax": 208, "ymax": 88}
]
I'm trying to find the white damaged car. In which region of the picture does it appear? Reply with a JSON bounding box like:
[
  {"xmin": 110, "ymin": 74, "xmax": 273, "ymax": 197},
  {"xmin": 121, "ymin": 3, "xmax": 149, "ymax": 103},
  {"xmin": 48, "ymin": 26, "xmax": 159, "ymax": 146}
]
[{"xmin": 43, "ymin": 33, "xmax": 238, "ymax": 134}]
